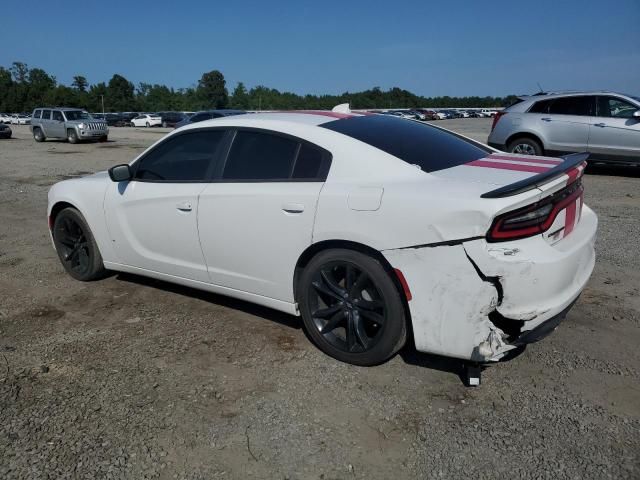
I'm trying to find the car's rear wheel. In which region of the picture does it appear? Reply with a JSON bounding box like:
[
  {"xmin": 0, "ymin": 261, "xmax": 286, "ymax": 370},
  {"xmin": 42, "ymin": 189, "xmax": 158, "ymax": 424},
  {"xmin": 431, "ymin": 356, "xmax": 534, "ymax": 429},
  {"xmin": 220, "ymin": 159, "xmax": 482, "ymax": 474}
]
[
  {"xmin": 162, "ymin": 121, "xmax": 168, "ymax": 128},
  {"xmin": 67, "ymin": 129, "xmax": 79, "ymax": 144},
  {"xmin": 52, "ymin": 208, "xmax": 106, "ymax": 281},
  {"xmin": 297, "ymin": 249, "xmax": 406, "ymax": 366},
  {"xmin": 508, "ymin": 137, "xmax": 543, "ymax": 156},
  {"xmin": 33, "ymin": 127, "xmax": 45, "ymax": 142},
  {"xmin": 145, "ymin": 122, "xmax": 150, "ymax": 128}
]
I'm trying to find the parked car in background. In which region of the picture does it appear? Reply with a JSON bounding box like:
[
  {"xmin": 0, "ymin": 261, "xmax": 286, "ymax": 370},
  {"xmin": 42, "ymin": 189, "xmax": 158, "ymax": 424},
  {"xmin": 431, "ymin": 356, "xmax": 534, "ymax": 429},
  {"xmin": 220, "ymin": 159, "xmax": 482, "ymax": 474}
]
[
  {"xmin": 407, "ymin": 110, "xmax": 426, "ymax": 120},
  {"xmin": 458, "ymin": 111, "xmax": 470, "ymax": 118},
  {"xmin": 414, "ymin": 109, "xmax": 438, "ymax": 120},
  {"xmin": 467, "ymin": 111, "xmax": 482, "ymax": 118},
  {"xmin": 480, "ymin": 109, "xmax": 498, "ymax": 118},
  {"xmin": 131, "ymin": 113, "xmax": 162, "ymax": 128},
  {"xmin": 0, "ymin": 123, "xmax": 11, "ymax": 139},
  {"xmin": 11, "ymin": 114, "xmax": 31, "ymax": 125},
  {"xmin": 157, "ymin": 111, "xmax": 186, "ymax": 128},
  {"xmin": 0, "ymin": 113, "xmax": 11, "ymax": 123},
  {"xmin": 433, "ymin": 111, "xmax": 448, "ymax": 120},
  {"xmin": 488, "ymin": 91, "xmax": 640, "ymax": 164},
  {"xmin": 104, "ymin": 113, "xmax": 124, "ymax": 126},
  {"xmin": 92, "ymin": 113, "xmax": 106, "ymax": 121},
  {"xmin": 46, "ymin": 110, "xmax": 596, "ymax": 369},
  {"xmin": 30, "ymin": 107, "xmax": 108, "ymax": 143},
  {"xmin": 174, "ymin": 109, "xmax": 245, "ymax": 128}
]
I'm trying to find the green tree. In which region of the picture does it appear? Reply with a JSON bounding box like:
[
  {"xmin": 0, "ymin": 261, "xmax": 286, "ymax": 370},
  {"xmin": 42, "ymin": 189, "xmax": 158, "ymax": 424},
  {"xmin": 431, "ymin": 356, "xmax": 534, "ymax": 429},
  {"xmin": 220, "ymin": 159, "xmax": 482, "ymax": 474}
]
[
  {"xmin": 72, "ymin": 75, "xmax": 88, "ymax": 92},
  {"xmin": 230, "ymin": 82, "xmax": 249, "ymax": 109},
  {"xmin": 88, "ymin": 82, "xmax": 108, "ymax": 112},
  {"xmin": 197, "ymin": 70, "xmax": 228, "ymax": 109},
  {"xmin": 106, "ymin": 74, "xmax": 136, "ymax": 111}
]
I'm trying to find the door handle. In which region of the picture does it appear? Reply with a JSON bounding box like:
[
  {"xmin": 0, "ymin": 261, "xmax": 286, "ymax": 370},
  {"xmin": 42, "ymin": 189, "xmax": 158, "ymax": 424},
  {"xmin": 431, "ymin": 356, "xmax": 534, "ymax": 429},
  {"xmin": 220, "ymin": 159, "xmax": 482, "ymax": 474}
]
[
  {"xmin": 282, "ymin": 203, "xmax": 304, "ymax": 214},
  {"xmin": 541, "ymin": 118, "xmax": 552, "ymax": 122},
  {"xmin": 176, "ymin": 201, "xmax": 192, "ymax": 212},
  {"xmin": 593, "ymin": 123, "xmax": 606, "ymax": 128}
]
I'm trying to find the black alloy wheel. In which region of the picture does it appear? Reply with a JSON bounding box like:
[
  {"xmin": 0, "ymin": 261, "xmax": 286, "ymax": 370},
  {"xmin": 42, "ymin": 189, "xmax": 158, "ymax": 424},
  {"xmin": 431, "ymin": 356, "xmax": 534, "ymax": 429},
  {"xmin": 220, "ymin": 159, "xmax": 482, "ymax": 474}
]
[
  {"xmin": 53, "ymin": 208, "xmax": 105, "ymax": 281},
  {"xmin": 298, "ymin": 249, "xmax": 406, "ymax": 366}
]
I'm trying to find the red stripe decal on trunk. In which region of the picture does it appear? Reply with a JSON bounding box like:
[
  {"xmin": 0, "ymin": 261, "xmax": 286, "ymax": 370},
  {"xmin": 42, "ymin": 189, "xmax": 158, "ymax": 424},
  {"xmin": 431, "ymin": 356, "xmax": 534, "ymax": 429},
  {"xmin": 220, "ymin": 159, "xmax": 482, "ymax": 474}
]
[
  {"xmin": 467, "ymin": 160, "xmax": 551, "ymax": 173},
  {"xmin": 487, "ymin": 154, "xmax": 563, "ymax": 166}
]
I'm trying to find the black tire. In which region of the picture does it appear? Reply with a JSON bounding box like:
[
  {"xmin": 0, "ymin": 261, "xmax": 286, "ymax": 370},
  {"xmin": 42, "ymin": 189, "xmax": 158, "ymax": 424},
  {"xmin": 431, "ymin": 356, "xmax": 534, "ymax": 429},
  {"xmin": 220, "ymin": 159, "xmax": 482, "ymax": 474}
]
[
  {"xmin": 162, "ymin": 121, "xmax": 168, "ymax": 128},
  {"xmin": 33, "ymin": 127, "xmax": 46, "ymax": 142},
  {"xmin": 145, "ymin": 122, "xmax": 150, "ymax": 128},
  {"xmin": 52, "ymin": 208, "xmax": 106, "ymax": 281},
  {"xmin": 99, "ymin": 135, "xmax": 108, "ymax": 142},
  {"xmin": 67, "ymin": 129, "xmax": 79, "ymax": 144},
  {"xmin": 507, "ymin": 137, "xmax": 543, "ymax": 156},
  {"xmin": 297, "ymin": 249, "xmax": 407, "ymax": 366}
]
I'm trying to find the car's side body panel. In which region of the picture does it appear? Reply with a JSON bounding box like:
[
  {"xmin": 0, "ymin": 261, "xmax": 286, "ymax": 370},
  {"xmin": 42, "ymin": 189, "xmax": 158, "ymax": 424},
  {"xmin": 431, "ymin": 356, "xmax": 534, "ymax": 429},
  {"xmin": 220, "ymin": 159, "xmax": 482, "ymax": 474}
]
[{"xmin": 198, "ymin": 181, "xmax": 324, "ymax": 302}]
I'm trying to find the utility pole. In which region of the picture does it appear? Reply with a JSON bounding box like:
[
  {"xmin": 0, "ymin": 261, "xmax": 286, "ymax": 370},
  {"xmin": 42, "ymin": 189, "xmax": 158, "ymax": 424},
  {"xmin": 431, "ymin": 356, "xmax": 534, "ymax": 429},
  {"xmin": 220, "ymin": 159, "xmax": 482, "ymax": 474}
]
[
  {"xmin": 101, "ymin": 95, "xmax": 105, "ymax": 116},
  {"xmin": 258, "ymin": 95, "xmax": 262, "ymax": 112}
]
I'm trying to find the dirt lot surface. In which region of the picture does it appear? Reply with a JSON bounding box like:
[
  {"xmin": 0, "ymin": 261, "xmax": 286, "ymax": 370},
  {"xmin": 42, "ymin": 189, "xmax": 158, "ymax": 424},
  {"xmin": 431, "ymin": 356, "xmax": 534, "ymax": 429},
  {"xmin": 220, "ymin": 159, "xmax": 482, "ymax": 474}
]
[{"xmin": 1, "ymin": 120, "xmax": 639, "ymax": 479}]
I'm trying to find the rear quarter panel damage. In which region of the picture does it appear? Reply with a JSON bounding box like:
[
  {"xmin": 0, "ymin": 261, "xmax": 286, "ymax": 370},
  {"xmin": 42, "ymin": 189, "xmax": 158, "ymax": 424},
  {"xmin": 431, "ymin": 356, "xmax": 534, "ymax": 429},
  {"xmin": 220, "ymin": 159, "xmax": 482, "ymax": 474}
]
[{"xmin": 382, "ymin": 245, "xmax": 514, "ymax": 361}]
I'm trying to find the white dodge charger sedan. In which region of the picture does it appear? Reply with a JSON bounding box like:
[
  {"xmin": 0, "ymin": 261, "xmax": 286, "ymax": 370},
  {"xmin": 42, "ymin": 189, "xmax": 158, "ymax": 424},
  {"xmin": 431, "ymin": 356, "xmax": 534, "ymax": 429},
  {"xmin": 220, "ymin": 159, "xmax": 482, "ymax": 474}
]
[{"xmin": 47, "ymin": 110, "xmax": 597, "ymax": 367}]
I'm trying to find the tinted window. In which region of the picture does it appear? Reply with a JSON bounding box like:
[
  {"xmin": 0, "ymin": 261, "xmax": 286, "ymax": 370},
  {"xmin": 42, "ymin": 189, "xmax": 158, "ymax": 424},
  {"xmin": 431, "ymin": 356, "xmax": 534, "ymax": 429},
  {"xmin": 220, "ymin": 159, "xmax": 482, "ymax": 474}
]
[
  {"xmin": 52, "ymin": 111, "xmax": 64, "ymax": 121},
  {"xmin": 320, "ymin": 115, "xmax": 489, "ymax": 173},
  {"xmin": 33, "ymin": 110, "xmax": 42, "ymax": 119},
  {"xmin": 529, "ymin": 99, "xmax": 552, "ymax": 113},
  {"xmin": 548, "ymin": 96, "xmax": 593, "ymax": 116},
  {"xmin": 292, "ymin": 143, "xmax": 326, "ymax": 179},
  {"xmin": 190, "ymin": 113, "xmax": 210, "ymax": 123},
  {"xmin": 223, "ymin": 131, "xmax": 299, "ymax": 180},
  {"xmin": 597, "ymin": 96, "xmax": 638, "ymax": 118},
  {"xmin": 41, "ymin": 110, "xmax": 51, "ymax": 120},
  {"xmin": 134, "ymin": 130, "xmax": 225, "ymax": 181}
]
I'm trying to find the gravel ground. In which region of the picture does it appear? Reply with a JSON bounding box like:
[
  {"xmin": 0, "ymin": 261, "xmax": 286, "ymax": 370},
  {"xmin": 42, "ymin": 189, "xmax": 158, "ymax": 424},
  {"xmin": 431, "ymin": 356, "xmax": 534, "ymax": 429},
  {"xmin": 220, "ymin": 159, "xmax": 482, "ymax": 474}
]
[{"xmin": 0, "ymin": 120, "xmax": 639, "ymax": 479}]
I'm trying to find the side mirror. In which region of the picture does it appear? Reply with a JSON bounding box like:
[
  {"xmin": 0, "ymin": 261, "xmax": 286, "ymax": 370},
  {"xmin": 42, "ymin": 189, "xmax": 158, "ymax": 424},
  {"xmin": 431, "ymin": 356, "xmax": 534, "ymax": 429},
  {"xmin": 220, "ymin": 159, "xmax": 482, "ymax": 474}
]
[
  {"xmin": 633, "ymin": 110, "xmax": 640, "ymax": 118},
  {"xmin": 108, "ymin": 164, "xmax": 133, "ymax": 182}
]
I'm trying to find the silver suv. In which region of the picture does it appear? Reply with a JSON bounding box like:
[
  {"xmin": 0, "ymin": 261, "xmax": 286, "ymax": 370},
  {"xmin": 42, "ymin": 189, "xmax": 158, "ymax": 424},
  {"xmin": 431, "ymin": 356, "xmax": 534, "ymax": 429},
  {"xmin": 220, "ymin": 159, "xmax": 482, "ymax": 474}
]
[
  {"xmin": 30, "ymin": 108, "xmax": 108, "ymax": 144},
  {"xmin": 488, "ymin": 92, "xmax": 640, "ymax": 164}
]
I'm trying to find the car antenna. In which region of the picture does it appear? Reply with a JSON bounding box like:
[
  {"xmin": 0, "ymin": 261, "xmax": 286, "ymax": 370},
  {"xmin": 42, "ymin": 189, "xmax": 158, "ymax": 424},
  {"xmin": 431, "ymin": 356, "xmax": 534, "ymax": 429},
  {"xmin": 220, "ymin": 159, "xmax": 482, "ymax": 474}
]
[{"xmin": 536, "ymin": 82, "xmax": 545, "ymax": 94}]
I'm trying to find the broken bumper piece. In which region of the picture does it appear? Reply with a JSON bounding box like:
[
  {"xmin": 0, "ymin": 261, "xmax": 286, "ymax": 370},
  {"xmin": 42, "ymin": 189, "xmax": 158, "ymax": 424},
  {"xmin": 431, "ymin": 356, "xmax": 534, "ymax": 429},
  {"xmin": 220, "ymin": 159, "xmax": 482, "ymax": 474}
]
[{"xmin": 381, "ymin": 206, "xmax": 596, "ymax": 363}]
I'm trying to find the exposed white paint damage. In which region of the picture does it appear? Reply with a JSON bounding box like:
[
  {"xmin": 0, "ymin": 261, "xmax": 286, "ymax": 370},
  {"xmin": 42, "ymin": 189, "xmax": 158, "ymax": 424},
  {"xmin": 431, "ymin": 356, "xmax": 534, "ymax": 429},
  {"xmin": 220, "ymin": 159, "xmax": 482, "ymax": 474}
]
[
  {"xmin": 383, "ymin": 206, "xmax": 596, "ymax": 361},
  {"xmin": 382, "ymin": 244, "xmax": 515, "ymax": 362}
]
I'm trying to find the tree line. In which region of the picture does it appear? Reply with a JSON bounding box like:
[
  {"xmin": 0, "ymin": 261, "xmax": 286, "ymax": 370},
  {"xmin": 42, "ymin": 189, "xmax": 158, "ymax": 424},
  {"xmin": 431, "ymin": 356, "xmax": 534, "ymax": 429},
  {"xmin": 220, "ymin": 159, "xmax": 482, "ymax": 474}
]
[{"xmin": 0, "ymin": 61, "xmax": 516, "ymax": 113}]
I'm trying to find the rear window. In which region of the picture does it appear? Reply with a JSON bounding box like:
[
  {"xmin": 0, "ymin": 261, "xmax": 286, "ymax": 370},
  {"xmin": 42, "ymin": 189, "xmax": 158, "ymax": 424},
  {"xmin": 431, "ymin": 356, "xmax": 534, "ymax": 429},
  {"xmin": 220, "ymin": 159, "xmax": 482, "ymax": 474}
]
[{"xmin": 320, "ymin": 115, "xmax": 489, "ymax": 172}]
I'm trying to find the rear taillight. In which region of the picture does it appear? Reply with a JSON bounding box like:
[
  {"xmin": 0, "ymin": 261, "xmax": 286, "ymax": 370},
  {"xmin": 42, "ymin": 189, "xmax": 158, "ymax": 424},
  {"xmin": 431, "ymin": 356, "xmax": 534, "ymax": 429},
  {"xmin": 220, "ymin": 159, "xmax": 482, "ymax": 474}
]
[
  {"xmin": 491, "ymin": 111, "xmax": 507, "ymax": 132},
  {"xmin": 487, "ymin": 180, "xmax": 583, "ymax": 242}
]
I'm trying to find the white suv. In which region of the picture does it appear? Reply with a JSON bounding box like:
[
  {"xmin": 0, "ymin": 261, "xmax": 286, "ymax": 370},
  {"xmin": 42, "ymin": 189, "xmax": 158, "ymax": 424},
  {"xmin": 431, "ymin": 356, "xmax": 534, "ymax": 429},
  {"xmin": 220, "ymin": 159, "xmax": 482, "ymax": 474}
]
[{"xmin": 488, "ymin": 91, "xmax": 640, "ymax": 165}]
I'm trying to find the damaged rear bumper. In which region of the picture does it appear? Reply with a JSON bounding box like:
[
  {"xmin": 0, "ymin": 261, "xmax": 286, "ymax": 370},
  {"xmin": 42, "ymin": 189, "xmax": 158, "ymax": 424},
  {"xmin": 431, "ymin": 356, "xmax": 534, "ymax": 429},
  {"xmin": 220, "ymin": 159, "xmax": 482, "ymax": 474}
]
[{"xmin": 381, "ymin": 205, "xmax": 597, "ymax": 362}]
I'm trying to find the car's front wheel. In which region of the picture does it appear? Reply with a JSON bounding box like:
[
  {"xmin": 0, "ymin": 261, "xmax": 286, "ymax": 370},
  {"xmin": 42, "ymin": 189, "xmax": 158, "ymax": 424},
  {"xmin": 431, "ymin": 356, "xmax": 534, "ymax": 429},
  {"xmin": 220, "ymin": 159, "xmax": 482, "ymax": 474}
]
[
  {"xmin": 145, "ymin": 122, "xmax": 150, "ymax": 128},
  {"xmin": 33, "ymin": 127, "xmax": 45, "ymax": 142},
  {"xmin": 52, "ymin": 208, "xmax": 106, "ymax": 281},
  {"xmin": 67, "ymin": 129, "xmax": 79, "ymax": 144},
  {"xmin": 507, "ymin": 137, "xmax": 543, "ymax": 156},
  {"xmin": 297, "ymin": 249, "xmax": 407, "ymax": 366}
]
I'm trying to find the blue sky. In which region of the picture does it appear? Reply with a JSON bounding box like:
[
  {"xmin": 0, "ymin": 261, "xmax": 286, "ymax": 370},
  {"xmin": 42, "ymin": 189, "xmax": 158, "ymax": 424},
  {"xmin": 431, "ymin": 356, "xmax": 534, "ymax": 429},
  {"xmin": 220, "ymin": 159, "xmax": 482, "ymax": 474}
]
[{"xmin": 3, "ymin": 0, "xmax": 639, "ymax": 97}]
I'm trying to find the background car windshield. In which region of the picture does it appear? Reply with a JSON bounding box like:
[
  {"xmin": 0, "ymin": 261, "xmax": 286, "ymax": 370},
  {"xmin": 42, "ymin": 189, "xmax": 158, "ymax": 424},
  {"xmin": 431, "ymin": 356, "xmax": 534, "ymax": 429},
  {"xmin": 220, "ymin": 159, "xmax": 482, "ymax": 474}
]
[
  {"xmin": 321, "ymin": 115, "xmax": 489, "ymax": 172},
  {"xmin": 64, "ymin": 111, "xmax": 91, "ymax": 120}
]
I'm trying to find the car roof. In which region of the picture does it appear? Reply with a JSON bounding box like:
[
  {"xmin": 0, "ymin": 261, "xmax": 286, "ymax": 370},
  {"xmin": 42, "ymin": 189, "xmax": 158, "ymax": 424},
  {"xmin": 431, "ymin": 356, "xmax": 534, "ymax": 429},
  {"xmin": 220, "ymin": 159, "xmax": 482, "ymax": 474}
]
[
  {"xmin": 519, "ymin": 91, "xmax": 631, "ymax": 101},
  {"xmin": 181, "ymin": 111, "xmax": 374, "ymax": 130}
]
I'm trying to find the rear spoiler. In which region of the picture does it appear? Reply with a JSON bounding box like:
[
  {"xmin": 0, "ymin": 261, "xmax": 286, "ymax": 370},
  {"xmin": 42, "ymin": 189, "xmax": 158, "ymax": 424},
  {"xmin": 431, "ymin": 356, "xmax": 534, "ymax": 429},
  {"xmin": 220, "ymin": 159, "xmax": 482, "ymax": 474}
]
[{"xmin": 480, "ymin": 152, "xmax": 589, "ymax": 199}]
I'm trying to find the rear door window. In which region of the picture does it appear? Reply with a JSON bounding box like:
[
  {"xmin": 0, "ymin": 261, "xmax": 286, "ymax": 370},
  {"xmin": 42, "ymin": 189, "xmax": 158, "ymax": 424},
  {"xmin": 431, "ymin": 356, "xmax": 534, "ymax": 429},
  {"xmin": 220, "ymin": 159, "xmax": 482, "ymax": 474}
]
[
  {"xmin": 320, "ymin": 115, "xmax": 489, "ymax": 173},
  {"xmin": 41, "ymin": 110, "xmax": 52, "ymax": 120},
  {"xmin": 33, "ymin": 110, "xmax": 42, "ymax": 119},
  {"xmin": 596, "ymin": 96, "xmax": 638, "ymax": 118},
  {"xmin": 223, "ymin": 131, "xmax": 299, "ymax": 181},
  {"xmin": 134, "ymin": 130, "xmax": 226, "ymax": 182},
  {"xmin": 547, "ymin": 96, "xmax": 593, "ymax": 116}
]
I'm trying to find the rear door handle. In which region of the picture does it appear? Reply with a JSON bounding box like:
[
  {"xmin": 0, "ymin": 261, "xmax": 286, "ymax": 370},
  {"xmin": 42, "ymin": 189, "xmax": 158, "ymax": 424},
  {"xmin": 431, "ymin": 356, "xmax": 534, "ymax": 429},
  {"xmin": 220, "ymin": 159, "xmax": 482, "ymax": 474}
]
[
  {"xmin": 282, "ymin": 203, "xmax": 304, "ymax": 214},
  {"xmin": 593, "ymin": 123, "xmax": 606, "ymax": 128},
  {"xmin": 541, "ymin": 117, "xmax": 552, "ymax": 122},
  {"xmin": 176, "ymin": 201, "xmax": 192, "ymax": 212}
]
